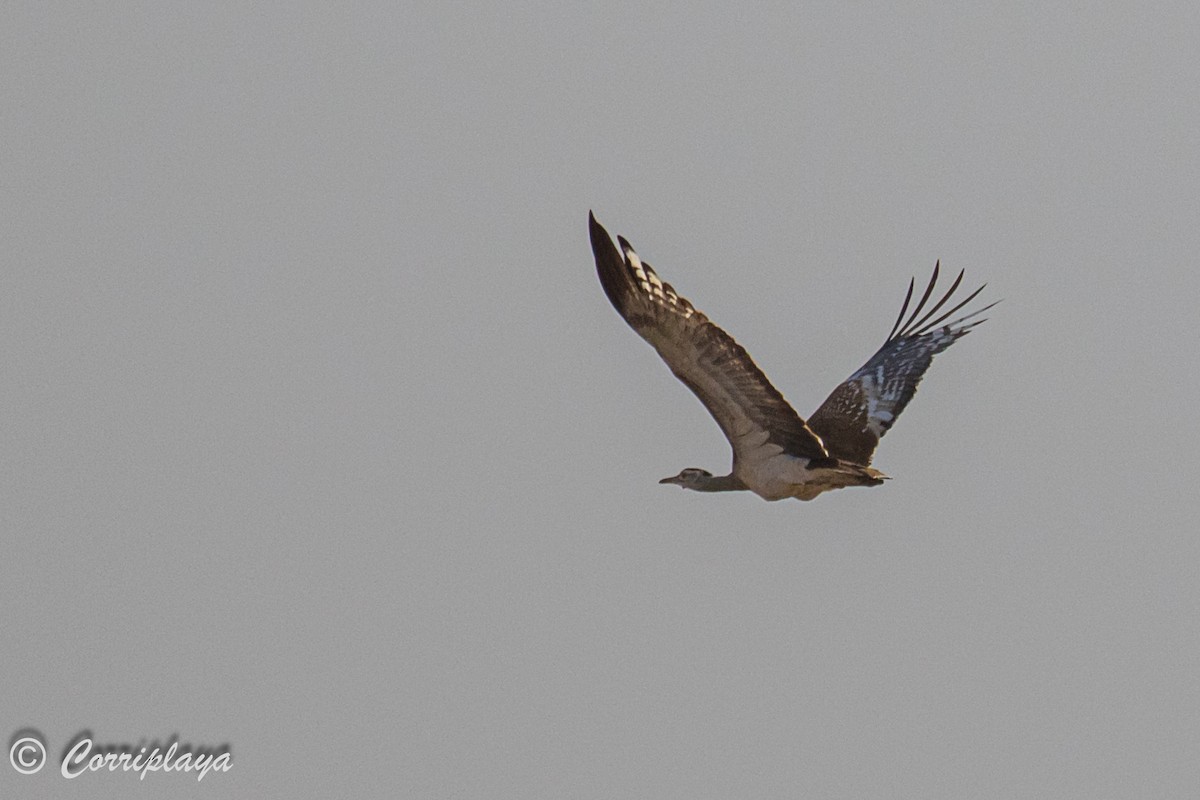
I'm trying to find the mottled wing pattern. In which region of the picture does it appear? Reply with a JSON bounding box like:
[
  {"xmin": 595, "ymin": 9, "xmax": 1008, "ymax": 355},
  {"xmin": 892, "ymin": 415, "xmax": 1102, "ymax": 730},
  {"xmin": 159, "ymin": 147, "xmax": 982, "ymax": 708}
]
[
  {"xmin": 590, "ymin": 212, "xmax": 828, "ymax": 463},
  {"xmin": 807, "ymin": 263, "xmax": 997, "ymax": 465}
]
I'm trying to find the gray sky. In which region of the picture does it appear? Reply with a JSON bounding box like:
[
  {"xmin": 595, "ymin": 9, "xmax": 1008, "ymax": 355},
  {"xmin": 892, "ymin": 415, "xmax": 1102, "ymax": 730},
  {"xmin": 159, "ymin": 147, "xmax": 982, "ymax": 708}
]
[{"xmin": 3, "ymin": 2, "xmax": 1199, "ymax": 798}]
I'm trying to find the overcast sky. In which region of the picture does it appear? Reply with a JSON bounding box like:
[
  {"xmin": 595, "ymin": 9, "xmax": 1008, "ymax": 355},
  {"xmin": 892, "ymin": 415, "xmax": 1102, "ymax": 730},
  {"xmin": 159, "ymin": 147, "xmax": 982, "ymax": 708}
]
[{"xmin": 3, "ymin": 3, "xmax": 1199, "ymax": 798}]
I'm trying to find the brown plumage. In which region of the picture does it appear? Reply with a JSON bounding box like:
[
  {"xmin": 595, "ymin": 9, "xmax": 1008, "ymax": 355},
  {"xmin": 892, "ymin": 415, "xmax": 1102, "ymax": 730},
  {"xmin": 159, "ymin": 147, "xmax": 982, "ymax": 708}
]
[{"xmin": 589, "ymin": 212, "xmax": 996, "ymax": 501}]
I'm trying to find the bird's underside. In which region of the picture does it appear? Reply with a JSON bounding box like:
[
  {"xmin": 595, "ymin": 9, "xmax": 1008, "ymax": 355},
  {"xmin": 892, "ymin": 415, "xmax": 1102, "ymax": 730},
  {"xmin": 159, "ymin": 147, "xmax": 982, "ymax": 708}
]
[{"xmin": 589, "ymin": 212, "xmax": 996, "ymax": 502}]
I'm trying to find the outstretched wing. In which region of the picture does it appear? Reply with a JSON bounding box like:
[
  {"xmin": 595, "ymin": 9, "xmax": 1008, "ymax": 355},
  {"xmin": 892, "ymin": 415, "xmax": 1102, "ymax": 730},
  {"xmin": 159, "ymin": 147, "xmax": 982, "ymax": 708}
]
[
  {"xmin": 807, "ymin": 263, "xmax": 997, "ymax": 465},
  {"xmin": 590, "ymin": 212, "xmax": 828, "ymax": 463}
]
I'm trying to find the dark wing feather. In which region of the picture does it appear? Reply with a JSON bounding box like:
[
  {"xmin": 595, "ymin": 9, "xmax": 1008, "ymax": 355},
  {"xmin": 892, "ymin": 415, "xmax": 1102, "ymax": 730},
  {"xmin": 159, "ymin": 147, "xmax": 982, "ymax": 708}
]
[
  {"xmin": 807, "ymin": 262, "xmax": 997, "ymax": 465},
  {"xmin": 590, "ymin": 212, "xmax": 828, "ymax": 463}
]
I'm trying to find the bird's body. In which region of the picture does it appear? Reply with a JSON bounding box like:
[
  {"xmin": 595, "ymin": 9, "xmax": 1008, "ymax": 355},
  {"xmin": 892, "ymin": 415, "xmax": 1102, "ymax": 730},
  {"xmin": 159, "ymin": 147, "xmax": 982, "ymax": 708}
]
[
  {"xmin": 589, "ymin": 212, "xmax": 996, "ymax": 502},
  {"xmin": 731, "ymin": 441, "xmax": 886, "ymax": 501}
]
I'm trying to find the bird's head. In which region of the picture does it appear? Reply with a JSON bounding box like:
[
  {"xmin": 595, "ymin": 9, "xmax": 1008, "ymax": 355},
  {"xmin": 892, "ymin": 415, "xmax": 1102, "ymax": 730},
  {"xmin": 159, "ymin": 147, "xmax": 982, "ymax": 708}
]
[{"xmin": 659, "ymin": 468, "xmax": 713, "ymax": 489}]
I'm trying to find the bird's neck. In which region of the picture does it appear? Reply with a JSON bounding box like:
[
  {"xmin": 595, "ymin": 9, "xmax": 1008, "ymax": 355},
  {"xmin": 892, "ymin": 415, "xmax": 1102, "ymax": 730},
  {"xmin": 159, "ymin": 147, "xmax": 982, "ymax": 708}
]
[{"xmin": 694, "ymin": 473, "xmax": 748, "ymax": 492}]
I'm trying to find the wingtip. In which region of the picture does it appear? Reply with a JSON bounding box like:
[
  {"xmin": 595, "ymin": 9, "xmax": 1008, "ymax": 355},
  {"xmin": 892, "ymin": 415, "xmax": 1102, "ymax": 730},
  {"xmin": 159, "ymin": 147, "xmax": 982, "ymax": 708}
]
[
  {"xmin": 587, "ymin": 213, "xmax": 636, "ymax": 259},
  {"xmin": 589, "ymin": 211, "xmax": 612, "ymax": 251}
]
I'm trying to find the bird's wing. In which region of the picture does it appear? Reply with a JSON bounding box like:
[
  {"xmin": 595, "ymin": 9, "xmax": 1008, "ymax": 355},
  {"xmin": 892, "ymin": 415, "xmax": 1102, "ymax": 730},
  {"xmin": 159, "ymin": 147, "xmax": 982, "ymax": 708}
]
[
  {"xmin": 807, "ymin": 262, "xmax": 997, "ymax": 465},
  {"xmin": 590, "ymin": 212, "xmax": 828, "ymax": 463}
]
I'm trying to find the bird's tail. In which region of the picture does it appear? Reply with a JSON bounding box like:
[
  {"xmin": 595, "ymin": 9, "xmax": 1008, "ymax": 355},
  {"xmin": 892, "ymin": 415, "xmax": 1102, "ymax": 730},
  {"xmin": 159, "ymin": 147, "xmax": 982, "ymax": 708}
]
[
  {"xmin": 790, "ymin": 459, "xmax": 889, "ymax": 501},
  {"xmin": 810, "ymin": 458, "xmax": 889, "ymax": 487}
]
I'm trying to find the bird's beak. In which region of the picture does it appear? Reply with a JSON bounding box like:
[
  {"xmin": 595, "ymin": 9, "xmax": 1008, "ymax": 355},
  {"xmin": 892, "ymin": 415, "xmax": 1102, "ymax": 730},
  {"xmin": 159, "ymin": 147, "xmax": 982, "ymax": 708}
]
[{"xmin": 659, "ymin": 475, "xmax": 682, "ymax": 485}]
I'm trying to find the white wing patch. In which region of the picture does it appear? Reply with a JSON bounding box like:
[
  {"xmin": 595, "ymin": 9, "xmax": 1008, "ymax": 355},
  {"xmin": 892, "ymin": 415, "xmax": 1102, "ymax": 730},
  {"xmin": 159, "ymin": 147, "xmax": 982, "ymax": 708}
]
[
  {"xmin": 806, "ymin": 262, "xmax": 996, "ymax": 465},
  {"xmin": 621, "ymin": 241, "xmax": 696, "ymax": 319}
]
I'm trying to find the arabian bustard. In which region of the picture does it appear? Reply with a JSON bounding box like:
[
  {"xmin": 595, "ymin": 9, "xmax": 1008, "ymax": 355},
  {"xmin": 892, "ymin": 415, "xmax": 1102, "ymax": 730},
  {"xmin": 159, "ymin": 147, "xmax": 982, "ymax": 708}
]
[{"xmin": 589, "ymin": 212, "xmax": 996, "ymax": 502}]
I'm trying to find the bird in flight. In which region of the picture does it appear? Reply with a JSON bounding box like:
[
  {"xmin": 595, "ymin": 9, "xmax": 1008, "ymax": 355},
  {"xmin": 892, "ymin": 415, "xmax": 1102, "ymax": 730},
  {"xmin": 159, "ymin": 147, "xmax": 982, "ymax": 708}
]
[{"xmin": 589, "ymin": 212, "xmax": 996, "ymax": 501}]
